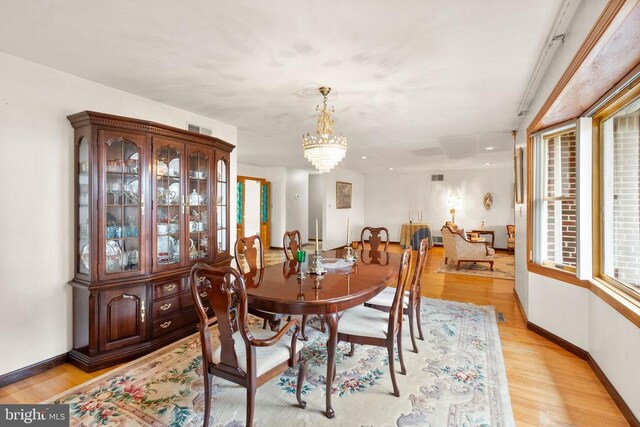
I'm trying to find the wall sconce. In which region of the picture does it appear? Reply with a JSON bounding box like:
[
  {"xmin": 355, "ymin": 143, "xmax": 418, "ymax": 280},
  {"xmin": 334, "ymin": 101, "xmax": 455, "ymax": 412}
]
[{"xmin": 448, "ymin": 192, "xmax": 460, "ymax": 223}]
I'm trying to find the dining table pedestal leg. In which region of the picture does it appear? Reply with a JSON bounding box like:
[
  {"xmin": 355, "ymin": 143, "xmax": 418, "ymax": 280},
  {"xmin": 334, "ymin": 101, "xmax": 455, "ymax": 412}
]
[{"xmin": 323, "ymin": 311, "xmax": 342, "ymax": 419}]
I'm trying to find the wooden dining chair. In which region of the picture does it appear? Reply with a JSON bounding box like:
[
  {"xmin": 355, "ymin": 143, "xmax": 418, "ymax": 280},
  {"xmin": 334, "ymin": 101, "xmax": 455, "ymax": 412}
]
[
  {"xmin": 190, "ymin": 263, "xmax": 307, "ymax": 427},
  {"xmin": 358, "ymin": 249, "xmax": 390, "ymax": 266},
  {"xmin": 282, "ymin": 230, "xmax": 325, "ymax": 338},
  {"xmin": 360, "ymin": 226, "xmax": 390, "ymax": 251},
  {"xmin": 365, "ymin": 238, "xmax": 429, "ymax": 353},
  {"xmin": 337, "ymin": 248, "xmax": 412, "ymax": 397},
  {"xmin": 283, "ymin": 230, "xmax": 302, "ymax": 260},
  {"xmin": 235, "ymin": 235, "xmax": 289, "ymax": 330}
]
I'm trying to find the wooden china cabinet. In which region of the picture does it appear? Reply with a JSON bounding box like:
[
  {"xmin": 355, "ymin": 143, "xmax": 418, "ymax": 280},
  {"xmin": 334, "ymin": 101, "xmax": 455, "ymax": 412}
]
[{"xmin": 68, "ymin": 111, "xmax": 234, "ymax": 371}]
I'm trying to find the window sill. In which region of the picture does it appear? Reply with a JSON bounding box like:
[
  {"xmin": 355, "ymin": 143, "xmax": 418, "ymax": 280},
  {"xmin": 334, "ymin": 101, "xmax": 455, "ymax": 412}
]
[
  {"xmin": 528, "ymin": 262, "xmax": 590, "ymax": 288},
  {"xmin": 528, "ymin": 261, "xmax": 640, "ymax": 327}
]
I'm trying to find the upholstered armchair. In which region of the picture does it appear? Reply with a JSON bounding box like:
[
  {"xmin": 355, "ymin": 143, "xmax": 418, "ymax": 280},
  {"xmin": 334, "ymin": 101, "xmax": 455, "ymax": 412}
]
[
  {"xmin": 441, "ymin": 224, "xmax": 495, "ymax": 270},
  {"xmin": 506, "ymin": 225, "xmax": 515, "ymax": 254}
]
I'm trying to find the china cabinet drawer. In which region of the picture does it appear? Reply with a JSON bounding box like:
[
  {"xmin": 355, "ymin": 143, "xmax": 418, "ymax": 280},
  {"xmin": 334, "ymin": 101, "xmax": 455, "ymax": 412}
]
[
  {"xmin": 152, "ymin": 278, "xmax": 188, "ymax": 300},
  {"xmin": 153, "ymin": 310, "xmax": 199, "ymax": 337},
  {"xmin": 152, "ymin": 292, "xmax": 194, "ymax": 318}
]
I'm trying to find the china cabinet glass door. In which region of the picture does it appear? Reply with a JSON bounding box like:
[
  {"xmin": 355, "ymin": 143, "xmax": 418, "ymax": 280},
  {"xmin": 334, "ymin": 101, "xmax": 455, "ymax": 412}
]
[
  {"xmin": 99, "ymin": 130, "xmax": 146, "ymax": 279},
  {"xmin": 77, "ymin": 137, "xmax": 90, "ymax": 275},
  {"xmin": 153, "ymin": 139, "xmax": 184, "ymax": 270},
  {"xmin": 187, "ymin": 146, "xmax": 213, "ymax": 262},
  {"xmin": 216, "ymin": 154, "xmax": 229, "ymax": 254}
]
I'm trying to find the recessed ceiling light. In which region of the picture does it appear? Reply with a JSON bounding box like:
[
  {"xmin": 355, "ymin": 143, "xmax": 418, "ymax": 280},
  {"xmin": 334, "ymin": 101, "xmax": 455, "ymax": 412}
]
[
  {"xmin": 388, "ymin": 167, "xmax": 394, "ymax": 170},
  {"xmin": 361, "ymin": 156, "xmax": 367, "ymax": 159},
  {"xmin": 484, "ymin": 162, "xmax": 492, "ymax": 165},
  {"xmin": 485, "ymin": 146, "xmax": 494, "ymax": 150}
]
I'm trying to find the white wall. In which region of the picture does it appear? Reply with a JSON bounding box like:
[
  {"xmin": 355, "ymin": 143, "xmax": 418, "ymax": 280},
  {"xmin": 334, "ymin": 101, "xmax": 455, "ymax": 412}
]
[
  {"xmin": 515, "ymin": 0, "xmax": 640, "ymax": 419},
  {"xmin": 589, "ymin": 294, "xmax": 640, "ymax": 416},
  {"xmin": 308, "ymin": 174, "xmax": 323, "ymax": 240},
  {"xmin": 364, "ymin": 167, "xmax": 514, "ymax": 248},
  {"xmin": 285, "ymin": 169, "xmax": 309, "ymax": 244},
  {"xmin": 0, "ymin": 52, "xmax": 238, "ymax": 376},
  {"xmin": 237, "ymin": 164, "xmax": 310, "ymax": 247},
  {"xmin": 321, "ymin": 168, "xmax": 365, "ymax": 250}
]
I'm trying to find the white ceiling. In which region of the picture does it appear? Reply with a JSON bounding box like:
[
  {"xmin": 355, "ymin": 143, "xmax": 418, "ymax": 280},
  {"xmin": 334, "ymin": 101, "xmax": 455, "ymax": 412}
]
[{"xmin": 0, "ymin": 1, "xmax": 561, "ymax": 173}]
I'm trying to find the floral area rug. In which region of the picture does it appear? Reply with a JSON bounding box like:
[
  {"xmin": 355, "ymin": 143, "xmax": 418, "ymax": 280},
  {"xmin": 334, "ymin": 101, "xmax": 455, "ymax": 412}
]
[
  {"xmin": 47, "ymin": 298, "xmax": 514, "ymax": 426},
  {"xmin": 436, "ymin": 253, "xmax": 515, "ymax": 280}
]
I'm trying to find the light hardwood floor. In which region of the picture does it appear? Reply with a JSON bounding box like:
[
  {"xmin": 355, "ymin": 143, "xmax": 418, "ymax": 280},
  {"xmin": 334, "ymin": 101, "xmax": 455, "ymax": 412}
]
[{"xmin": 0, "ymin": 246, "xmax": 629, "ymax": 426}]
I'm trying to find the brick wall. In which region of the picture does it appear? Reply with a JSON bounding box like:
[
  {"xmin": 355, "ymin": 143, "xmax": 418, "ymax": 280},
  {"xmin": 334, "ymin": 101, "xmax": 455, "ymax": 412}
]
[
  {"xmin": 545, "ymin": 131, "xmax": 577, "ymax": 267},
  {"xmin": 612, "ymin": 113, "xmax": 640, "ymax": 288}
]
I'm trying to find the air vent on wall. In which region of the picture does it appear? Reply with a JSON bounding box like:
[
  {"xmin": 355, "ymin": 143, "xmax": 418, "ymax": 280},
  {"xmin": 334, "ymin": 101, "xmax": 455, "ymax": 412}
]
[
  {"xmin": 431, "ymin": 174, "xmax": 444, "ymax": 181},
  {"xmin": 432, "ymin": 235, "xmax": 443, "ymax": 245},
  {"xmin": 187, "ymin": 123, "xmax": 212, "ymax": 136}
]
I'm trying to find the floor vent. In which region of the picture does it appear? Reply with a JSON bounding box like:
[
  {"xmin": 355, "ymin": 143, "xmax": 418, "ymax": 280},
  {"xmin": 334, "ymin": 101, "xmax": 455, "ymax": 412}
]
[
  {"xmin": 187, "ymin": 122, "xmax": 212, "ymax": 136},
  {"xmin": 496, "ymin": 313, "xmax": 506, "ymax": 323},
  {"xmin": 431, "ymin": 235, "xmax": 443, "ymax": 245}
]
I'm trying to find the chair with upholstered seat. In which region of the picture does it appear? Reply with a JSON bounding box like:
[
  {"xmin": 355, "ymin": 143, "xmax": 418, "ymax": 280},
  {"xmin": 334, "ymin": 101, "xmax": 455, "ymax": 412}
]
[
  {"xmin": 441, "ymin": 224, "xmax": 495, "ymax": 270},
  {"xmin": 190, "ymin": 264, "xmax": 307, "ymax": 427},
  {"xmin": 365, "ymin": 238, "xmax": 428, "ymax": 353},
  {"xmin": 337, "ymin": 249, "xmax": 412, "ymax": 397},
  {"xmin": 506, "ymin": 224, "xmax": 515, "ymax": 255},
  {"xmin": 282, "ymin": 230, "xmax": 325, "ymax": 337},
  {"xmin": 360, "ymin": 226, "xmax": 390, "ymax": 251},
  {"xmin": 235, "ymin": 235, "xmax": 289, "ymax": 330}
]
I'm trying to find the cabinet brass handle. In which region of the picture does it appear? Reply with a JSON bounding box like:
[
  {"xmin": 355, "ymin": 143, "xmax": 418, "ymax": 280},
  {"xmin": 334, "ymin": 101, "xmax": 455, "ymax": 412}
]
[
  {"xmin": 141, "ymin": 301, "xmax": 146, "ymax": 323},
  {"xmin": 164, "ymin": 284, "xmax": 176, "ymax": 291},
  {"xmin": 199, "ymin": 291, "xmax": 207, "ymax": 298},
  {"xmin": 160, "ymin": 303, "xmax": 172, "ymax": 311},
  {"xmin": 197, "ymin": 276, "xmax": 205, "ymax": 284},
  {"xmin": 160, "ymin": 321, "xmax": 172, "ymax": 329},
  {"xmin": 204, "ymin": 306, "xmax": 210, "ymax": 312}
]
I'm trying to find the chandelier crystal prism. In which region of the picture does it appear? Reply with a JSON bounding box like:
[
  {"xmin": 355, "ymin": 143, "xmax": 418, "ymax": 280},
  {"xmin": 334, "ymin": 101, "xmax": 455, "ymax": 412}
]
[{"xmin": 302, "ymin": 87, "xmax": 347, "ymax": 173}]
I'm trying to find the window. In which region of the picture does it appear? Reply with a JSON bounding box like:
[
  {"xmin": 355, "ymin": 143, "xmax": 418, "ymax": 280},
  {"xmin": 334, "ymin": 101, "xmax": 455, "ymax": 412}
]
[
  {"xmin": 600, "ymin": 94, "xmax": 640, "ymax": 297},
  {"xmin": 533, "ymin": 127, "xmax": 577, "ymax": 271}
]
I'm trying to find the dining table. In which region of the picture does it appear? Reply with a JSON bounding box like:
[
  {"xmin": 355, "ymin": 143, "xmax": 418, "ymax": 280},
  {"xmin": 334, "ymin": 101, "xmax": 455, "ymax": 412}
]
[{"xmin": 244, "ymin": 248, "xmax": 400, "ymax": 419}]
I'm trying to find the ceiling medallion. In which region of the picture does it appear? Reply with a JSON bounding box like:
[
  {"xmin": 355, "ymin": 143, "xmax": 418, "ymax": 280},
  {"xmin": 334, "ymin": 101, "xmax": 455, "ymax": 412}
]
[{"xmin": 302, "ymin": 87, "xmax": 347, "ymax": 173}]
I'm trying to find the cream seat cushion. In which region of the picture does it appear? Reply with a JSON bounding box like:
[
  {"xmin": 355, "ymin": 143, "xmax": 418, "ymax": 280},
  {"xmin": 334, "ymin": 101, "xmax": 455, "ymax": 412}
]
[
  {"xmin": 338, "ymin": 305, "xmax": 391, "ymax": 339},
  {"xmin": 366, "ymin": 287, "xmax": 409, "ymax": 309},
  {"xmin": 212, "ymin": 327, "xmax": 302, "ymax": 377}
]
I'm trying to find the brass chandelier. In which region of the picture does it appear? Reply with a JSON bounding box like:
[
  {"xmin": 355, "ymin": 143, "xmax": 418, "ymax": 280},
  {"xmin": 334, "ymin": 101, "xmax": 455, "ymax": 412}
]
[{"xmin": 302, "ymin": 87, "xmax": 347, "ymax": 173}]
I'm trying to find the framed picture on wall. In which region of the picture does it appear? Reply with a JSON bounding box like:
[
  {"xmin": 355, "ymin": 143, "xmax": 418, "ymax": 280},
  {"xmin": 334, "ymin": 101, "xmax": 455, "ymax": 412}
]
[
  {"xmin": 336, "ymin": 181, "xmax": 352, "ymax": 209},
  {"xmin": 514, "ymin": 147, "xmax": 524, "ymax": 204}
]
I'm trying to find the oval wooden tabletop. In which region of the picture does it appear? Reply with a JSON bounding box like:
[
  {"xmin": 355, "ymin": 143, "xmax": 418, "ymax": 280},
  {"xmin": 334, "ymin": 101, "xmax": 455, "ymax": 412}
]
[{"xmin": 245, "ymin": 249, "xmax": 400, "ymax": 315}]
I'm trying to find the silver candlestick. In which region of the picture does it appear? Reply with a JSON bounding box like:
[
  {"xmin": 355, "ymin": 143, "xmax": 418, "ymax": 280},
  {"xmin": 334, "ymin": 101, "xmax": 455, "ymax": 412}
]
[
  {"xmin": 309, "ymin": 250, "xmax": 327, "ymax": 275},
  {"xmin": 344, "ymin": 243, "xmax": 355, "ymax": 261}
]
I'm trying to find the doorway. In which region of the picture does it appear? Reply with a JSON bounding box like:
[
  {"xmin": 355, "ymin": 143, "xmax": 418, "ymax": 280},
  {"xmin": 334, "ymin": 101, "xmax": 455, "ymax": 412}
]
[{"xmin": 237, "ymin": 176, "xmax": 270, "ymax": 245}]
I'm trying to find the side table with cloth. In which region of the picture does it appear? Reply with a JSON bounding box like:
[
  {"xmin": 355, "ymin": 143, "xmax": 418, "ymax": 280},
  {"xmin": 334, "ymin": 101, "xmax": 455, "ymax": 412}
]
[{"xmin": 400, "ymin": 223, "xmax": 432, "ymax": 249}]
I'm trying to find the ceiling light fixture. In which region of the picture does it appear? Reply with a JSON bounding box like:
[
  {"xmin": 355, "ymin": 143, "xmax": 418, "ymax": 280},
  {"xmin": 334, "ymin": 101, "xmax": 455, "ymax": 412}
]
[
  {"xmin": 388, "ymin": 167, "xmax": 394, "ymax": 170},
  {"xmin": 302, "ymin": 87, "xmax": 347, "ymax": 173},
  {"xmin": 485, "ymin": 162, "xmax": 492, "ymax": 165},
  {"xmin": 361, "ymin": 156, "xmax": 367, "ymax": 159},
  {"xmin": 485, "ymin": 146, "xmax": 494, "ymax": 150}
]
